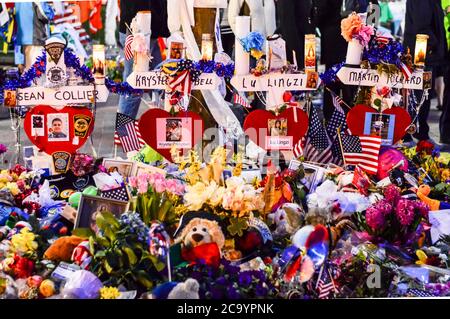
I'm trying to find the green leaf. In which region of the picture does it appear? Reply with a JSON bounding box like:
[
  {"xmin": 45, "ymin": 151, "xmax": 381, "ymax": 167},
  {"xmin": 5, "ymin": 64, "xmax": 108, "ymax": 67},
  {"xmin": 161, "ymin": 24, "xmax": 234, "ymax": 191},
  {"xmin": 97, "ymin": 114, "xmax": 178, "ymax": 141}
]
[
  {"xmin": 95, "ymin": 250, "xmax": 106, "ymax": 258},
  {"xmin": 157, "ymin": 200, "xmax": 172, "ymax": 222},
  {"xmin": 135, "ymin": 270, "xmax": 154, "ymax": 289},
  {"xmin": 227, "ymin": 217, "xmax": 248, "ymax": 236},
  {"xmin": 148, "ymin": 254, "xmax": 166, "ymax": 272},
  {"xmin": 72, "ymin": 228, "xmax": 95, "ymax": 239},
  {"xmin": 106, "ymin": 251, "xmax": 120, "ymax": 269},
  {"xmin": 89, "ymin": 236, "xmax": 96, "ymax": 255},
  {"xmin": 435, "ymin": 182, "xmax": 447, "ymax": 193},
  {"xmin": 96, "ymin": 235, "xmax": 110, "ymax": 247},
  {"xmin": 104, "ymin": 260, "xmax": 113, "ymax": 274},
  {"xmin": 100, "ymin": 211, "xmax": 121, "ymax": 229},
  {"xmin": 104, "ymin": 226, "xmax": 117, "ymax": 242},
  {"xmin": 122, "ymin": 246, "xmax": 138, "ymax": 266}
]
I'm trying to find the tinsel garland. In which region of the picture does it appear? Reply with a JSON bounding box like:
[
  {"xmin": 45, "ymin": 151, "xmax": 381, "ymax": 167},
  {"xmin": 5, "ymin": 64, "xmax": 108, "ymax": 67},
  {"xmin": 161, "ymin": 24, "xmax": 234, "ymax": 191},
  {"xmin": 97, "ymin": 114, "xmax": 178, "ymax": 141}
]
[
  {"xmin": 363, "ymin": 37, "xmax": 405, "ymax": 67},
  {"xmin": 319, "ymin": 62, "xmax": 345, "ymax": 86},
  {"xmin": 176, "ymin": 59, "xmax": 235, "ymax": 81}
]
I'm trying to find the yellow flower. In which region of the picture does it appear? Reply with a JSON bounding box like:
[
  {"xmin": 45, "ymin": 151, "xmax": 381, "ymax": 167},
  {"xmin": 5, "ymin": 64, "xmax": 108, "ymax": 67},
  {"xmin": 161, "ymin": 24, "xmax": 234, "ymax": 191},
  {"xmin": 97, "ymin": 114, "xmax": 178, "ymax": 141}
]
[
  {"xmin": 11, "ymin": 228, "xmax": 38, "ymax": 255},
  {"xmin": 416, "ymin": 249, "xmax": 428, "ymax": 265},
  {"xmin": 6, "ymin": 182, "xmax": 20, "ymax": 196},
  {"xmin": 39, "ymin": 280, "xmax": 56, "ymax": 298},
  {"xmin": 100, "ymin": 286, "xmax": 121, "ymax": 299}
]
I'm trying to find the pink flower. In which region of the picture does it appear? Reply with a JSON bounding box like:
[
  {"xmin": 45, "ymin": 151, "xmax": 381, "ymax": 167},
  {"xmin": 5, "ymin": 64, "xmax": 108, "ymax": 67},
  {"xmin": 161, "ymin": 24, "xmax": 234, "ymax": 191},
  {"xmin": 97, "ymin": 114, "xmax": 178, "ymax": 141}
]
[
  {"xmin": 148, "ymin": 173, "xmax": 164, "ymax": 188},
  {"xmin": 137, "ymin": 179, "xmax": 149, "ymax": 194},
  {"xmin": 153, "ymin": 179, "xmax": 166, "ymax": 193},
  {"xmin": 341, "ymin": 13, "xmax": 364, "ymax": 42},
  {"xmin": 396, "ymin": 198, "xmax": 415, "ymax": 226},
  {"xmin": 383, "ymin": 185, "xmax": 400, "ymax": 205},
  {"xmin": 355, "ymin": 25, "xmax": 374, "ymax": 46},
  {"xmin": 128, "ymin": 176, "xmax": 138, "ymax": 188},
  {"xmin": 414, "ymin": 201, "xmax": 429, "ymax": 218},
  {"xmin": 164, "ymin": 179, "xmax": 184, "ymax": 195},
  {"xmin": 366, "ymin": 206, "xmax": 386, "ymax": 231}
]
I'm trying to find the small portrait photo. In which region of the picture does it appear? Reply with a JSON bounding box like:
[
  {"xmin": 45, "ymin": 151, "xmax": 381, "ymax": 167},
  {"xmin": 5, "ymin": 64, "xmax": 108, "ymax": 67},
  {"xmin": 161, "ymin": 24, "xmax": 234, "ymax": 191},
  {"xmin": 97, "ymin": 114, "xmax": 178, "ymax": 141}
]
[
  {"xmin": 423, "ymin": 71, "xmax": 432, "ymax": 90},
  {"xmin": 102, "ymin": 158, "xmax": 135, "ymax": 177},
  {"xmin": 306, "ymin": 71, "xmax": 319, "ymax": 88},
  {"xmin": 166, "ymin": 119, "xmax": 183, "ymax": 142},
  {"xmin": 47, "ymin": 113, "xmax": 69, "ymax": 142},
  {"xmin": 133, "ymin": 162, "xmax": 166, "ymax": 177},
  {"xmin": 364, "ymin": 113, "xmax": 395, "ymax": 145},
  {"xmin": 3, "ymin": 90, "xmax": 16, "ymax": 107},
  {"xmin": 268, "ymin": 118, "xmax": 287, "ymax": 137},
  {"xmin": 23, "ymin": 146, "xmax": 35, "ymax": 158},
  {"xmin": 169, "ymin": 41, "xmax": 185, "ymax": 60},
  {"xmin": 301, "ymin": 163, "xmax": 324, "ymax": 193},
  {"xmin": 75, "ymin": 195, "xmax": 129, "ymax": 233}
]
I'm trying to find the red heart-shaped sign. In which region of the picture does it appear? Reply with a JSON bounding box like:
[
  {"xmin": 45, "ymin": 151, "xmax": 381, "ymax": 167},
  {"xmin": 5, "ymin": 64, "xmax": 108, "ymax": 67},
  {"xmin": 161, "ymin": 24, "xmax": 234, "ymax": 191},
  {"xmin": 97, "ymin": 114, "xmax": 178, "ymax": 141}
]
[
  {"xmin": 138, "ymin": 109, "xmax": 204, "ymax": 161},
  {"xmin": 346, "ymin": 104, "xmax": 411, "ymax": 144},
  {"xmin": 24, "ymin": 105, "xmax": 94, "ymax": 155},
  {"xmin": 243, "ymin": 108, "xmax": 308, "ymax": 150}
]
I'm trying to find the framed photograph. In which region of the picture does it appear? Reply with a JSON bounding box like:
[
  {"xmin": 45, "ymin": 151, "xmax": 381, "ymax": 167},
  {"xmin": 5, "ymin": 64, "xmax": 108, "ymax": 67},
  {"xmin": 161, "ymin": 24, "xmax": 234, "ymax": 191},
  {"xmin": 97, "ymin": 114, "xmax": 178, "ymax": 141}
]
[
  {"xmin": 302, "ymin": 163, "xmax": 325, "ymax": 192},
  {"xmin": 3, "ymin": 90, "xmax": 17, "ymax": 107},
  {"xmin": 241, "ymin": 169, "xmax": 262, "ymax": 183},
  {"xmin": 47, "ymin": 113, "xmax": 69, "ymax": 142},
  {"xmin": 23, "ymin": 146, "xmax": 35, "ymax": 158},
  {"xmin": 423, "ymin": 71, "xmax": 432, "ymax": 90},
  {"xmin": 132, "ymin": 162, "xmax": 166, "ymax": 177},
  {"xmin": 75, "ymin": 194, "xmax": 129, "ymax": 232},
  {"xmin": 31, "ymin": 115, "xmax": 45, "ymax": 136},
  {"xmin": 266, "ymin": 35, "xmax": 286, "ymax": 72},
  {"xmin": 363, "ymin": 112, "xmax": 395, "ymax": 145},
  {"xmin": 288, "ymin": 159, "xmax": 302, "ymax": 171},
  {"xmin": 102, "ymin": 158, "xmax": 135, "ymax": 177},
  {"xmin": 169, "ymin": 41, "xmax": 185, "ymax": 60},
  {"xmin": 306, "ymin": 71, "xmax": 319, "ymax": 88},
  {"xmin": 156, "ymin": 117, "xmax": 192, "ymax": 149},
  {"xmin": 266, "ymin": 118, "xmax": 292, "ymax": 150},
  {"xmin": 268, "ymin": 118, "xmax": 287, "ymax": 137}
]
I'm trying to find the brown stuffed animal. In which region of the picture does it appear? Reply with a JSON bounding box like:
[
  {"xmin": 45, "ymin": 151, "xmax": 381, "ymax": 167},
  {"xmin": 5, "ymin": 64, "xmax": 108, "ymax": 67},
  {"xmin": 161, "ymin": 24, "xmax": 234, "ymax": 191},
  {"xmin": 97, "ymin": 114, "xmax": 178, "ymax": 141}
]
[
  {"xmin": 175, "ymin": 218, "xmax": 225, "ymax": 251},
  {"xmin": 44, "ymin": 236, "xmax": 84, "ymax": 261}
]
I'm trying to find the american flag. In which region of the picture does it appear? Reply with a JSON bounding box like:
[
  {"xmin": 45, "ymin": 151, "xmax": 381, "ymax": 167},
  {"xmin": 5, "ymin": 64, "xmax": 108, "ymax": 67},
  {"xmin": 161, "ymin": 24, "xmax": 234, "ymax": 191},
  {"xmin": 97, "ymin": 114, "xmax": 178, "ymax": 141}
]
[
  {"xmin": 293, "ymin": 138, "xmax": 304, "ymax": 159},
  {"xmin": 406, "ymin": 288, "xmax": 435, "ymax": 297},
  {"xmin": 326, "ymin": 91, "xmax": 347, "ymax": 140},
  {"xmin": 124, "ymin": 34, "xmax": 134, "ymax": 61},
  {"xmin": 233, "ymin": 92, "xmax": 251, "ymax": 108},
  {"xmin": 316, "ymin": 263, "xmax": 336, "ymax": 299},
  {"xmin": 303, "ymin": 106, "xmax": 333, "ymax": 164},
  {"xmin": 114, "ymin": 113, "xmax": 145, "ymax": 153},
  {"xmin": 342, "ymin": 134, "xmax": 382, "ymax": 175},
  {"xmin": 400, "ymin": 62, "xmax": 413, "ymax": 80},
  {"xmin": 168, "ymin": 70, "xmax": 192, "ymax": 110}
]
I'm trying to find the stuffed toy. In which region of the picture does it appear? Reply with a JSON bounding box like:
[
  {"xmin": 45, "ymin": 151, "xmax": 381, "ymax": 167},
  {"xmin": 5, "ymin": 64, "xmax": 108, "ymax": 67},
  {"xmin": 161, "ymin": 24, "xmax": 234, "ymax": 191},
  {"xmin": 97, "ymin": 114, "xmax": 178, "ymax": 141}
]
[
  {"xmin": 71, "ymin": 240, "xmax": 93, "ymax": 269},
  {"xmin": 175, "ymin": 217, "xmax": 225, "ymax": 250},
  {"xmin": 149, "ymin": 278, "xmax": 200, "ymax": 299},
  {"xmin": 268, "ymin": 203, "xmax": 304, "ymax": 238},
  {"xmin": 416, "ymin": 184, "xmax": 450, "ymax": 211},
  {"xmin": 44, "ymin": 236, "xmax": 84, "ymax": 261}
]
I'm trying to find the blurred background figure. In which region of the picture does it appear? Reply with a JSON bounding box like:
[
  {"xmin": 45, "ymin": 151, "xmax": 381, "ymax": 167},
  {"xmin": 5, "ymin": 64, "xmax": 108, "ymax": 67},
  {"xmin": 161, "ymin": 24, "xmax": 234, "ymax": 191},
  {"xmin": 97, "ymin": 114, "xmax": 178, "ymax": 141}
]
[
  {"xmin": 388, "ymin": 0, "xmax": 407, "ymax": 37},
  {"xmin": 439, "ymin": 0, "xmax": 450, "ymax": 144},
  {"xmin": 403, "ymin": 0, "xmax": 448, "ymax": 143},
  {"xmin": 15, "ymin": 1, "xmax": 53, "ymax": 72}
]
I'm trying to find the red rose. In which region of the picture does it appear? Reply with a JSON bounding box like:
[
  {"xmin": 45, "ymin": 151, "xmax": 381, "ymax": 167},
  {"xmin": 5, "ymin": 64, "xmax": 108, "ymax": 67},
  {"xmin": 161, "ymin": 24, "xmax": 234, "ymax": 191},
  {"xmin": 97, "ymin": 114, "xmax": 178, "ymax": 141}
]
[{"xmin": 12, "ymin": 255, "xmax": 35, "ymax": 279}]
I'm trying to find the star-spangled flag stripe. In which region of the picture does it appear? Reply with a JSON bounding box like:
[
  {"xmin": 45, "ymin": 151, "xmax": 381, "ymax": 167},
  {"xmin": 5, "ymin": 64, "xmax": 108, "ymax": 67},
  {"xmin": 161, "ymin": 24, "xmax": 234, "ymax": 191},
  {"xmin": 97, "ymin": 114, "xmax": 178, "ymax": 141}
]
[
  {"xmin": 124, "ymin": 34, "xmax": 134, "ymax": 61},
  {"xmin": 342, "ymin": 135, "xmax": 381, "ymax": 175},
  {"xmin": 406, "ymin": 288, "xmax": 435, "ymax": 297},
  {"xmin": 303, "ymin": 106, "xmax": 333, "ymax": 163},
  {"xmin": 115, "ymin": 113, "xmax": 145, "ymax": 152},
  {"xmin": 233, "ymin": 92, "xmax": 251, "ymax": 108}
]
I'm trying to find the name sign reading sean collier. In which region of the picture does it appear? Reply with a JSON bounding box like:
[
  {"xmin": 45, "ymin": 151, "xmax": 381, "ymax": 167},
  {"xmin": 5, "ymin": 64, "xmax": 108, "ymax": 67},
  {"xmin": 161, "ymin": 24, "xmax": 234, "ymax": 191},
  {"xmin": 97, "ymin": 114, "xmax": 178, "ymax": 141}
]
[
  {"xmin": 16, "ymin": 85, "xmax": 109, "ymax": 106},
  {"xmin": 337, "ymin": 66, "xmax": 425, "ymax": 89},
  {"xmin": 127, "ymin": 71, "xmax": 220, "ymax": 90}
]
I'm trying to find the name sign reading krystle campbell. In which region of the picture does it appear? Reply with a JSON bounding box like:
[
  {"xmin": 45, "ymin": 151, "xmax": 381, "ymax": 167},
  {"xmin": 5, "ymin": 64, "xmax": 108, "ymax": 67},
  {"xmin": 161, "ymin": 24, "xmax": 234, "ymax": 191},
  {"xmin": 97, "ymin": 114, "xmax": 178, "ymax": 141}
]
[
  {"xmin": 337, "ymin": 66, "xmax": 426, "ymax": 89},
  {"xmin": 127, "ymin": 71, "xmax": 220, "ymax": 90},
  {"xmin": 16, "ymin": 85, "xmax": 109, "ymax": 106}
]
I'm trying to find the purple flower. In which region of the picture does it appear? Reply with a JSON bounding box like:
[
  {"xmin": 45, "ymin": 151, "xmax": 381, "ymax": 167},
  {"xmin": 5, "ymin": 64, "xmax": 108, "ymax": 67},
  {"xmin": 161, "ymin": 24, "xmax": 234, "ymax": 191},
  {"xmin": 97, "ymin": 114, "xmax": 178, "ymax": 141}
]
[
  {"xmin": 365, "ymin": 205, "xmax": 387, "ymax": 231},
  {"xmin": 238, "ymin": 272, "xmax": 252, "ymax": 287},
  {"xmin": 216, "ymin": 276, "xmax": 227, "ymax": 286},
  {"xmin": 210, "ymin": 286, "xmax": 224, "ymax": 299},
  {"xmin": 0, "ymin": 144, "xmax": 7, "ymax": 155},
  {"xmin": 396, "ymin": 198, "xmax": 415, "ymax": 226},
  {"xmin": 383, "ymin": 185, "xmax": 400, "ymax": 204},
  {"xmin": 226, "ymin": 286, "xmax": 240, "ymax": 299},
  {"xmin": 414, "ymin": 201, "xmax": 429, "ymax": 218},
  {"xmin": 255, "ymin": 283, "xmax": 268, "ymax": 297}
]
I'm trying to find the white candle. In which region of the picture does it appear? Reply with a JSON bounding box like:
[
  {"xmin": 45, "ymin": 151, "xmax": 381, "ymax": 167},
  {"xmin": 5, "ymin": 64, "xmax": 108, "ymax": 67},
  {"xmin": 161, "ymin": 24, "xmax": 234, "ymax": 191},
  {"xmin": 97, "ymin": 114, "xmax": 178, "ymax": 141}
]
[
  {"xmin": 292, "ymin": 50, "xmax": 297, "ymax": 68},
  {"xmin": 345, "ymin": 38, "xmax": 364, "ymax": 66},
  {"xmin": 93, "ymin": 44, "xmax": 105, "ymax": 84},
  {"xmin": 234, "ymin": 16, "xmax": 251, "ymax": 75},
  {"xmin": 134, "ymin": 11, "xmax": 152, "ymax": 72}
]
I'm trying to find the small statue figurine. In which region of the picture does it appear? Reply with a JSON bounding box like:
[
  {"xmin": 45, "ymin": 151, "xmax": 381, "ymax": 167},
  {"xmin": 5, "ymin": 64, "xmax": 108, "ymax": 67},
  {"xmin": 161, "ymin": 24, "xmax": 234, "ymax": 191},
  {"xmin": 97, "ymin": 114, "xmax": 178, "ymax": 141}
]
[{"xmin": 251, "ymin": 58, "xmax": 268, "ymax": 76}]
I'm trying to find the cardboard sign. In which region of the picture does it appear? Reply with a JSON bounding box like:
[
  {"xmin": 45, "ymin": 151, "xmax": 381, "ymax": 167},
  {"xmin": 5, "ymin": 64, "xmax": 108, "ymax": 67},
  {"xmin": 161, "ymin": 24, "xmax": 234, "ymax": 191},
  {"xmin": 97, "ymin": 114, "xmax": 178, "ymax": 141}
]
[
  {"xmin": 230, "ymin": 72, "xmax": 320, "ymax": 92},
  {"xmin": 16, "ymin": 85, "xmax": 109, "ymax": 106},
  {"xmin": 127, "ymin": 71, "xmax": 220, "ymax": 90},
  {"xmin": 337, "ymin": 66, "xmax": 425, "ymax": 89}
]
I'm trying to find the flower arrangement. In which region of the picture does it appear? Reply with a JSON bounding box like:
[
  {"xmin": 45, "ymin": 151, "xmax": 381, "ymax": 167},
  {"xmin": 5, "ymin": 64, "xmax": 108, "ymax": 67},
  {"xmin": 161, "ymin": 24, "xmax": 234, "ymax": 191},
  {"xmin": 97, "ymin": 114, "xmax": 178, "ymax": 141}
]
[
  {"xmin": 70, "ymin": 153, "xmax": 95, "ymax": 177},
  {"xmin": 357, "ymin": 185, "xmax": 429, "ymax": 244},
  {"xmin": 341, "ymin": 13, "xmax": 374, "ymax": 46},
  {"xmin": 128, "ymin": 172, "xmax": 185, "ymax": 226}
]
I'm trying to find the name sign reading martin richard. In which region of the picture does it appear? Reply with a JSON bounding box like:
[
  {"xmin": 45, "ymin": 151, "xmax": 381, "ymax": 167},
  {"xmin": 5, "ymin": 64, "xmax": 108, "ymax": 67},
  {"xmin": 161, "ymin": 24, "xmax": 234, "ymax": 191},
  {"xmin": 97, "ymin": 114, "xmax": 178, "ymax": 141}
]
[
  {"xmin": 337, "ymin": 66, "xmax": 425, "ymax": 89},
  {"xmin": 127, "ymin": 71, "xmax": 220, "ymax": 90},
  {"xmin": 16, "ymin": 85, "xmax": 109, "ymax": 106},
  {"xmin": 230, "ymin": 72, "xmax": 320, "ymax": 92}
]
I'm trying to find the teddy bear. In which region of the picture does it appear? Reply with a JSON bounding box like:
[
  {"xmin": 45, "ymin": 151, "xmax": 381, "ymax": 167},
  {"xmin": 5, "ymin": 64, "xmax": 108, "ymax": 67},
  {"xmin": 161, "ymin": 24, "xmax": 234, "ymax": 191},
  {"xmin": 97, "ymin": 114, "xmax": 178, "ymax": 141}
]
[
  {"xmin": 175, "ymin": 218, "xmax": 225, "ymax": 251},
  {"xmin": 44, "ymin": 236, "xmax": 84, "ymax": 262},
  {"xmin": 145, "ymin": 278, "xmax": 200, "ymax": 299}
]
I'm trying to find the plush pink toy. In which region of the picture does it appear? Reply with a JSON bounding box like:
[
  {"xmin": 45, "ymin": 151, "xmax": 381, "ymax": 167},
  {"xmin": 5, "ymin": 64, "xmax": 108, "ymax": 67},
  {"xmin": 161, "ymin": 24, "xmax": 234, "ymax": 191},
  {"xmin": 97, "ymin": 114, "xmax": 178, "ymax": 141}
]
[{"xmin": 377, "ymin": 147, "xmax": 408, "ymax": 180}]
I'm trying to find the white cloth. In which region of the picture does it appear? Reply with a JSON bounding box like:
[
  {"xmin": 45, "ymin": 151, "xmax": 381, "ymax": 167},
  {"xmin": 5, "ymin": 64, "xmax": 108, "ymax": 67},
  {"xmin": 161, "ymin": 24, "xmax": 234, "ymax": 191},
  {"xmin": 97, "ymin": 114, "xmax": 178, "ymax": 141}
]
[{"xmin": 105, "ymin": 0, "xmax": 119, "ymax": 46}]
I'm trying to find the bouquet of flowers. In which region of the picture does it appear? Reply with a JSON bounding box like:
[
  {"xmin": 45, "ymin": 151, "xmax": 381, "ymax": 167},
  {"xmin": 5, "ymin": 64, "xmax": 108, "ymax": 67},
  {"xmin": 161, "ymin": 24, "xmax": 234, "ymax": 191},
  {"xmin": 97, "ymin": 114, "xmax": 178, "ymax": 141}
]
[{"xmin": 341, "ymin": 13, "xmax": 374, "ymax": 47}]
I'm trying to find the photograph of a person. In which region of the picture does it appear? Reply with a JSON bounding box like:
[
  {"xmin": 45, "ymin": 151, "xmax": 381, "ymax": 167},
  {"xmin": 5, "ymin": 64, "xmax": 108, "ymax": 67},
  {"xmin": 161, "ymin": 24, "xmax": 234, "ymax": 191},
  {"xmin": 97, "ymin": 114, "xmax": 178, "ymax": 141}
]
[
  {"xmin": 169, "ymin": 42, "xmax": 184, "ymax": 59},
  {"xmin": 364, "ymin": 113, "xmax": 395, "ymax": 145},
  {"xmin": 102, "ymin": 159, "xmax": 135, "ymax": 177},
  {"xmin": 423, "ymin": 71, "xmax": 432, "ymax": 90},
  {"xmin": 47, "ymin": 113, "xmax": 69, "ymax": 141},
  {"xmin": 301, "ymin": 163, "xmax": 324, "ymax": 193},
  {"xmin": 3, "ymin": 90, "xmax": 16, "ymax": 107},
  {"xmin": 75, "ymin": 195, "xmax": 129, "ymax": 232},
  {"xmin": 268, "ymin": 119, "xmax": 287, "ymax": 136},
  {"xmin": 31, "ymin": 115, "xmax": 45, "ymax": 137},
  {"xmin": 166, "ymin": 119, "xmax": 182, "ymax": 142},
  {"xmin": 306, "ymin": 71, "xmax": 319, "ymax": 88}
]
